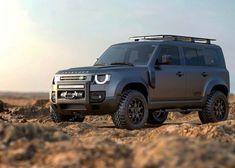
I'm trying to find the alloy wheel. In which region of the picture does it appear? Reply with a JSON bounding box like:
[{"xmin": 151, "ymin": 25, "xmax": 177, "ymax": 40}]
[
  {"xmin": 128, "ymin": 98, "xmax": 145, "ymax": 124},
  {"xmin": 213, "ymin": 98, "xmax": 226, "ymax": 120}
]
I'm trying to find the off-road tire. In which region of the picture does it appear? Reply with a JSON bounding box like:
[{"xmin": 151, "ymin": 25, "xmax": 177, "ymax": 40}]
[
  {"xmin": 68, "ymin": 115, "xmax": 85, "ymax": 122},
  {"xmin": 147, "ymin": 110, "xmax": 168, "ymax": 124},
  {"xmin": 198, "ymin": 91, "xmax": 229, "ymax": 124},
  {"xmin": 50, "ymin": 105, "xmax": 85, "ymax": 123},
  {"xmin": 112, "ymin": 90, "xmax": 148, "ymax": 130}
]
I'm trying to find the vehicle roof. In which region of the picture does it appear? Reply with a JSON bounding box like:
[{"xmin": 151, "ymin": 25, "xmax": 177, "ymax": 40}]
[{"xmin": 113, "ymin": 40, "xmax": 221, "ymax": 49}]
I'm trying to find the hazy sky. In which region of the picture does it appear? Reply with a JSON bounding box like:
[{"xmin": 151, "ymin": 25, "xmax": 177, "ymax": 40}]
[{"xmin": 0, "ymin": 0, "xmax": 234, "ymax": 92}]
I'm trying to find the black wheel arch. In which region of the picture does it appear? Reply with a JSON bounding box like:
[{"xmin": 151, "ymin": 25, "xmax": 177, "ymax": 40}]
[
  {"xmin": 204, "ymin": 79, "xmax": 229, "ymax": 98},
  {"xmin": 122, "ymin": 82, "xmax": 148, "ymax": 101},
  {"xmin": 210, "ymin": 85, "xmax": 229, "ymax": 97},
  {"xmin": 202, "ymin": 81, "xmax": 229, "ymax": 107}
]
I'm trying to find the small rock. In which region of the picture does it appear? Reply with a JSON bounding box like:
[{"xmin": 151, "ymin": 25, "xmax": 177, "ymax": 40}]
[
  {"xmin": 165, "ymin": 125, "xmax": 179, "ymax": 133},
  {"xmin": 19, "ymin": 119, "xmax": 27, "ymax": 123},
  {"xmin": 0, "ymin": 143, "xmax": 7, "ymax": 150},
  {"xmin": 0, "ymin": 116, "xmax": 7, "ymax": 121},
  {"xmin": 0, "ymin": 100, "xmax": 6, "ymax": 112},
  {"xmin": 52, "ymin": 131, "xmax": 70, "ymax": 141},
  {"xmin": 12, "ymin": 144, "xmax": 36, "ymax": 161}
]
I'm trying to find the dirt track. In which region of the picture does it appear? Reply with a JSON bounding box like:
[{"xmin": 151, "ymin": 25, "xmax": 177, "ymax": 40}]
[{"xmin": 0, "ymin": 98, "xmax": 235, "ymax": 168}]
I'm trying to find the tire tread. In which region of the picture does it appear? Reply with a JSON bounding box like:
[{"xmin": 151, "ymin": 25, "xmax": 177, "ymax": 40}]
[
  {"xmin": 112, "ymin": 90, "xmax": 148, "ymax": 129},
  {"xmin": 199, "ymin": 91, "xmax": 228, "ymax": 124}
]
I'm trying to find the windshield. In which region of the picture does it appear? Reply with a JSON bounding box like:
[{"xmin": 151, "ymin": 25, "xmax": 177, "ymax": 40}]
[{"xmin": 95, "ymin": 43, "xmax": 156, "ymax": 66}]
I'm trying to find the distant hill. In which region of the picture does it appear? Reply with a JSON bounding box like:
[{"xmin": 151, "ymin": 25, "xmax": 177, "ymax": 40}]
[{"xmin": 0, "ymin": 91, "xmax": 48, "ymax": 99}]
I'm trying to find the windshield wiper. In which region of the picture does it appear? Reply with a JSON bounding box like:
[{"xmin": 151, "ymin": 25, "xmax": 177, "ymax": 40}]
[{"xmin": 110, "ymin": 62, "xmax": 134, "ymax": 66}]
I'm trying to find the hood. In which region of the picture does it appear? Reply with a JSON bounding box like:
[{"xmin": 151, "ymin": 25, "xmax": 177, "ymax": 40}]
[{"xmin": 56, "ymin": 65, "xmax": 139, "ymax": 74}]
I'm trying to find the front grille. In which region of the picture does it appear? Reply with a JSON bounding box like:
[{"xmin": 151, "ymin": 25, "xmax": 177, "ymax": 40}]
[
  {"xmin": 60, "ymin": 76, "xmax": 87, "ymax": 81},
  {"xmin": 58, "ymin": 85, "xmax": 85, "ymax": 89}
]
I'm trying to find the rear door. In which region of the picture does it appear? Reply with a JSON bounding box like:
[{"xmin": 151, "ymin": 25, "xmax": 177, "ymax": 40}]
[
  {"xmin": 154, "ymin": 45, "xmax": 187, "ymax": 101},
  {"xmin": 182, "ymin": 46, "xmax": 209, "ymax": 100},
  {"xmin": 182, "ymin": 46, "xmax": 227, "ymax": 100}
]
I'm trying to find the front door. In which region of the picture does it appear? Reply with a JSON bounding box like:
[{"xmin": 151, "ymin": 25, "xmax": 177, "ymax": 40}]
[{"xmin": 154, "ymin": 45, "xmax": 186, "ymax": 101}]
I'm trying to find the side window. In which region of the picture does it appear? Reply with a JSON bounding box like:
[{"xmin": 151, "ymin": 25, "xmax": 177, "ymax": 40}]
[
  {"xmin": 204, "ymin": 48, "xmax": 224, "ymax": 67},
  {"xmin": 183, "ymin": 47, "xmax": 205, "ymax": 66},
  {"xmin": 157, "ymin": 46, "xmax": 180, "ymax": 65}
]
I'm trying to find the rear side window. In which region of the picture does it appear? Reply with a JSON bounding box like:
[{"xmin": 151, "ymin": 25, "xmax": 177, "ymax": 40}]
[
  {"xmin": 157, "ymin": 46, "xmax": 181, "ymax": 65},
  {"xmin": 204, "ymin": 48, "xmax": 225, "ymax": 67},
  {"xmin": 183, "ymin": 47, "xmax": 205, "ymax": 66}
]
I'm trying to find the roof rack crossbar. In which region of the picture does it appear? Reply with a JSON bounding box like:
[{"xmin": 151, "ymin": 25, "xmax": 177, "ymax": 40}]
[{"xmin": 129, "ymin": 35, "xmax": 216, "ymax": 44}]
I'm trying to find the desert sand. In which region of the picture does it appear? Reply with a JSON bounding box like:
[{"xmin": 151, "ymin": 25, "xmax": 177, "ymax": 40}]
[{"xmin": 0, "ymin": 92, "xmax": 235, "ymax": 168}]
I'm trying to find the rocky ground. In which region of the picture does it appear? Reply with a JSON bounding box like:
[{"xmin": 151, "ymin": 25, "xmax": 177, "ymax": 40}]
[{"xmin": 0, "ymin": 97, "xmax": 235, "ymax": 168}]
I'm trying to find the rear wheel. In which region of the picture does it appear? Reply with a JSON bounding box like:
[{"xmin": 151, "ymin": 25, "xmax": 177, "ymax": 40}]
[
  {"xmin": 198, "ymin": 91, "xmax": 229, "ymax": 124},
  {"xmin": 147, "ymin": 110, "xmax": 168, "ymax": 124},
  {"xmin": 50, "ymin": 105, "xmax": 85, "ymax": 123},
  {"xmin": 112, "ymin": 90, "xmax": 148, "ymax": 130}
]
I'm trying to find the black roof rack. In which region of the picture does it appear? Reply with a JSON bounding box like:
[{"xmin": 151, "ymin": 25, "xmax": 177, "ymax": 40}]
[{"xmin": 129, "ymin": 35, "xmax": 216, "ymax": 44}]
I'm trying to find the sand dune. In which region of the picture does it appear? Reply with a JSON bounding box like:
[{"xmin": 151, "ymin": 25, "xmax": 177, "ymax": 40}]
[{"xmin": 0, "ymin": 93, "xmax": 234, "ymax": 168}]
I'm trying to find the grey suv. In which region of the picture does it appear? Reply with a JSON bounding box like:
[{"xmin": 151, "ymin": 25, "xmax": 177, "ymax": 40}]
[{"xmin": 50, "ymin": 35, "xmax": 230, "ymax": 129}]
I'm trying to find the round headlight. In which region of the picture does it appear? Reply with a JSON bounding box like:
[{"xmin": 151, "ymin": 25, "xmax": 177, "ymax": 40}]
[{"xmin": 94, "ymin": 74, "xmax": 111, "ymax": 85}]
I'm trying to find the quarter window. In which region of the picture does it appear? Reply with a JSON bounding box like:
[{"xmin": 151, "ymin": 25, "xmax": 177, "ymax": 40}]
[{"xmin": 204, "ymin": 48, "xmax": 224, "ymax": 67}]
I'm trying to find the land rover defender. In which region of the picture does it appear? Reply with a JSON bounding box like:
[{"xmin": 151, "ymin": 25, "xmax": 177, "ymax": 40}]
[{"xmin": 50, "ymin": 35, "xmax": 230, "ymax": 129}]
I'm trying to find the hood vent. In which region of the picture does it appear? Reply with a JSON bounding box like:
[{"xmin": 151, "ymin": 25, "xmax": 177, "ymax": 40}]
[{"xmin": 60, "ymin": 71, "xmax": 90, "ymax": 74}]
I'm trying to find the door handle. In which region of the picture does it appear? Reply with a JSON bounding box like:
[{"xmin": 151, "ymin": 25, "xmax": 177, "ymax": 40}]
[
  {"xmin": 176, "ymin": 72, "xmax": 184, "ymax": 77},
  {"xmin": 201, "ymin": 72, "xmax": 208, "ymax": 77}
]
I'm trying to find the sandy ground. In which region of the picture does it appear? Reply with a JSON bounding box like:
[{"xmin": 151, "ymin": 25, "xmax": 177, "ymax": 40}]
[{"xmin": 0, "ymin": 93, "xmax": 235, "ymax": 168}]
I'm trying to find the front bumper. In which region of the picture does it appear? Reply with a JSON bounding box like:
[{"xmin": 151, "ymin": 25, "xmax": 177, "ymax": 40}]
[
  {"xmin": 50, "ymin": 79, "xmax": 120, "ymax": 115},
  {"xmin": 51, "ymin": 97, "xmax": 118, "ymax": 115}
]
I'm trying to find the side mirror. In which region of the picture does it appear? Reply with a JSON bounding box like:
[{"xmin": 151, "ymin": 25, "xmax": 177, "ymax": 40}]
[
  {"xmin": 155, "ymin": 59, "xmax": 161, "ymax": 69},
  {"xmin": 161, "ymin": 55, "xmax": 172, "ymax": 65}
]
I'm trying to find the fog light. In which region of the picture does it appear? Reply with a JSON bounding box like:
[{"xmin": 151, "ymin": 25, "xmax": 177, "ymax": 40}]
[{"xmin": 90, "ymin": 92, "xmax": 105, "ymax": 103}]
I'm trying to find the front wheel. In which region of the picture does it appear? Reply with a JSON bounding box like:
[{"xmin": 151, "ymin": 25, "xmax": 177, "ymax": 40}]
[
  {"xmin": 198, "ymin": 91, "xmax": 229, "ymax": 124},
  {"xmin": 147, "ymin": 110, "xmax": 168, "ymax": 124},
  {"xmin": 112, "ymin": 90, "xmax": 148, "ymax": 130}
]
